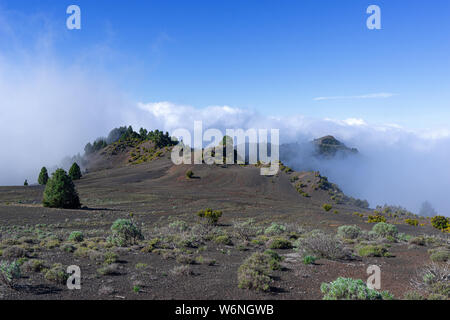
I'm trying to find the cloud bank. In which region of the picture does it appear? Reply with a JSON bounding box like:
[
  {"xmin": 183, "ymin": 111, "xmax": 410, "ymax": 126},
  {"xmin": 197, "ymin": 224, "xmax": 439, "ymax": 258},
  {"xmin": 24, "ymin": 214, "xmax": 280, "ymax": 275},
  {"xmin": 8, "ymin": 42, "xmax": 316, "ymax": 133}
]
[{"xmin": 133, "ymin": 102, "xmax": 450, "ymax": 216}]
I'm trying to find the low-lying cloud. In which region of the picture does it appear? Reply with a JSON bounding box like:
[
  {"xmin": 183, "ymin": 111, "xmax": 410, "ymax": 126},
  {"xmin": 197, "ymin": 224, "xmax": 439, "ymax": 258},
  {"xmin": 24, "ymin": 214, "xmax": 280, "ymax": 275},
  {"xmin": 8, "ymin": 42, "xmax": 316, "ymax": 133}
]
[{"xmin": 134, "ymin": 102, "xmax": 450, "ymax": 216}]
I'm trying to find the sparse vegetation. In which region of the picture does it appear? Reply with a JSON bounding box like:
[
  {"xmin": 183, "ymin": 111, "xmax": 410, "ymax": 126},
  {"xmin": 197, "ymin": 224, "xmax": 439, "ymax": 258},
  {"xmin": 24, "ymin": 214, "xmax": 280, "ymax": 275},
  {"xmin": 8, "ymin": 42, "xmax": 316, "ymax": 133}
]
[{"xmin": 322, "ymin": 204, "xmax": 332, "ymax": 212}]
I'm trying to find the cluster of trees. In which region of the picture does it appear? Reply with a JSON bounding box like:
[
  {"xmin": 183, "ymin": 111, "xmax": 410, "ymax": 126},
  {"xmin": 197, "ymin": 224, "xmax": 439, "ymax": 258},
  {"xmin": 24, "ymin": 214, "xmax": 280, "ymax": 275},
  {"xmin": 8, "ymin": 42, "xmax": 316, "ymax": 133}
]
[
  {"xmin": 84, "ymin": 126, "xmax": 176, "ymax": 155},
  {"xmin": 32, "ymin": 163, "xmax": 83, "ymax": 209}
]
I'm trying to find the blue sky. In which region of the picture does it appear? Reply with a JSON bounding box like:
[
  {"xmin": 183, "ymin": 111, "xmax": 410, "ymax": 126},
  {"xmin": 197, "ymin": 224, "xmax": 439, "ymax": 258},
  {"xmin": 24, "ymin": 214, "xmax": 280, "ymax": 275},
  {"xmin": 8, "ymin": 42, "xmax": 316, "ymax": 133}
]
[{"xmin": 1, "ymin": 0, "xmax": 449, "ymax": 129}]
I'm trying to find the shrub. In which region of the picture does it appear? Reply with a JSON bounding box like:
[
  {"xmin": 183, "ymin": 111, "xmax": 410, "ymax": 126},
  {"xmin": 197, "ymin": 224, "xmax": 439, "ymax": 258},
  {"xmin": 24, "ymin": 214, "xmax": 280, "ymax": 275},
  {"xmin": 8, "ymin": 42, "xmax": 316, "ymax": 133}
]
[
  {"xmin": 431, "ymin": 216, "xmax": 449, "ymax": 231},
  {"xmin": 322, "ymin": 204, "xmax": 332, "ymax": 212},
  {"xmin": 186, "ymin": 170, "xmax": 194, "ymax": 179},
  {"xmin": 405, "ymin": 218, "xmax": 419, "ymax": 226},
  {"xmin": 237, "ymin": 253, "xmax": 272, "ymax": 292},
  {"xmin": 23, "ymin": 259, "xmax": 46, "ymax": 273},
  {"xmin": 337, "ymin": 225, "xmax": 361, "ymax": 240},
  {"xmin": 403, "ymin": 291, "xmax": 425, "ymax": 300},
  {"xmin": 108, "ymin": 218, "xmax": 144, "ymax": 247},
  {"xmin": 232, "ymin": 219, "xmax": 260, "ymax": 241},
  {"xmin": 357, "ymin": 244, "xmax": 390, "ymax": 257},
  {"xmin": 168, "ymin": 220, "xmax": 188, "ymax": 232},
  {"xmin": 0, "ymin": 260, "xmax": 21, "ymax": 287},
  {"xmin": 263, "ymin": 249, "xmax": 282, "ymax": 270},
  {"xmin": 68, "ymin": 231, "xmax": 84, "ymax": 242},
  {"xmin": 196, "ymin": 208, "xmax": 222, "ymax": 225},
  {"xmin": 264, "ymin": 223, "xmax": 286, "ymax": 235},
  {"xmin": 2, "ymin": 246, "xmax": 26, "ymax": 259},
  {"xmin": 372, "ymin": 222, "xmax": 398, "ymax": 238},
  {"xmin": 97, "ymin": 263, "xmax": 121, "ymax": 276},
  {"xmin": 171, "ymin": 265, "xmax": 194, "ymax": 276},
  {"xmin": 44, "ymin": 263, "xmax": 68, "ymax": 284},
  {"xmin": 302, "ymin": 231, "xmax": 346, "ymax": 260},
  {"xmin": 267, "ymin": 238, "xmax": 292, "ymax": 249},
  {"xmin": 321, "ymin": 277, "xmax": 393, "ymax": 300},
  {"xmin": 430, "ymin": 249, "xmax": 450, "ymax": 263},
  {"xmin": 104, "ymin": 251, "xmax": 119, "ymax": 265},
  {"xmin": 42, "ymin": 169, "xmax": 81, "ymax": 209},
  {"xmin": 68, "ymin": 162, "xmax": 82, "ymax": 180},
  {"xmin": 214, "ymin": 235, "xmax": 233, "ymax": 246},
  {"xmin": 38, "ymin": 167, "xmax": 49, "ymax": 185},
  {"xmin": 367, "ymin": 215, "xmax": 386, "ymax": 223},
  {"xmin": 412, "ymin": 263, "xmax": 450, "ymax": 298},
  {"xmin": 302, "ymin": 255, "xmax": 317, "ymax": 265}
]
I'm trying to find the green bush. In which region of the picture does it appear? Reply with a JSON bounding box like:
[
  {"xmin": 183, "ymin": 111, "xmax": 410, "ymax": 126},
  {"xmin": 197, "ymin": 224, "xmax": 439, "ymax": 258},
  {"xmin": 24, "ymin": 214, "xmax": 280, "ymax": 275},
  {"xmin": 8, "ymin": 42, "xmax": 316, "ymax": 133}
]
[
  {"xmin": 320, "ymin": 277, "xmax": 393, "ymax": 300},
  {"xmin": 431, "ymin": 216, "xmax": 449, "ymax": 230},
  {"xmin": 108, "ymin": 218, "xmax": 144, "ymax": 247},
  {"xmin": 302, "ymin": 255, "xmax": 317, "ymax": 265},
  {"xmin": 267, "ymin": 238, "xmax": 292, "ymax": 249},
  {"xmin": 372, "ymin": 222, "xmax": 398, "ymax": 238},
  {"xmin": 237, "ymin": 253, "xmax": 273, "ymax": 292},
  {"xmin": 196, "ymin": 208, "xmax": 222, "ymax": 225},
  {"xmin": 42, "ymin": 169, "xmax": 81, "ymax": 209},
  {"xmin": 322, "ymin": 204, "xmax": 332, "ymax": 212},
  {"xmin": 68, "ymin": 231, "xmax": 84, "ymax": 242},
  {"xmin": 264, "ymin": 223, "xmax": 286, "ymax": 235},
  {"xmin": 0, "ymin": 260, "xmax": 21, "ymax": 287},
  {"xmin": 357, "ymin": 244, "xmax": 390, "ymax": 257},
  {"xmin": 44, "ymin": 263, "xmax": 68, "ymax": 284},
  {"xmin": 38, "ymin": 167, "xmax": 49, "ymax": 185},
  {"xmin": 263, "ymin": 250, "xmax": 282, "ymax": 270},
  {"xmin": 367, "ymin": 215, "xmax": 386, "ymax": 223},
  {"xmin": 405, "ymin": 218, "xmax": 419, "ymax": 226},
  {"xmin": 214, "ymin": 235, "xmax": 233, "ymax": 246},
  {"xmin": 337, "ymin": 225, "xmax": 361, "ymax": 240},
  {"xmin": 68, "ymin": 162, "xmax": 82, "ymax": 180}
]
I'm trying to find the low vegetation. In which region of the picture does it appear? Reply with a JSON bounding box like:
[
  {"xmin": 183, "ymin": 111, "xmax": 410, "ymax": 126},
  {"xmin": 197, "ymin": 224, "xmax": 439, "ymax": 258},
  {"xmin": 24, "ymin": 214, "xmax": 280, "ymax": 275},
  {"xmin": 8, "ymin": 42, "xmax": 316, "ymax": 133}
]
[{"xmin": 321, "ymin": 277, "xmax": 393, "ymax": 300}]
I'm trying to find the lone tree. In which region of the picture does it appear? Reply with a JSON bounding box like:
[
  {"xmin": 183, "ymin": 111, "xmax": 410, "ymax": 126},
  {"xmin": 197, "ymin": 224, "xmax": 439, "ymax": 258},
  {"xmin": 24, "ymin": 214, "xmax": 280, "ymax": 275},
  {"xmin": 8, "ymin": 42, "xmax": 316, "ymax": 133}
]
[
  {"xmin": 419, "ymin": 201, "xmax": 437, "ymax": 217},
  {"xmin": 43, "ymin": 169, "xmax": 81, "ymax": 209},
  {"xmin": 23, "ymin": 179, "xmax": 28, "ymax": 186},
  {"xmin": 38, "ymin": 167, "xmax": 49, "ymax": 185},
  {"xmin": 68, "ymin": 162, "xmax": 82, "ymax": 180}
]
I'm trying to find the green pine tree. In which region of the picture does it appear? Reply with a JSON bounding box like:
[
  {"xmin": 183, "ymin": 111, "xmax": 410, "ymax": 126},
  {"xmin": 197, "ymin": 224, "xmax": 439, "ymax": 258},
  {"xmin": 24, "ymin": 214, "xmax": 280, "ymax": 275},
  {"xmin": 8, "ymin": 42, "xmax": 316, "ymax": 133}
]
[
  {"xmin": 43, "ymin": 169, "xmax": 81, "ymax": 209},
  {"xmin": 38, "ymin": 167, "xmax": 49, "ymax": 185},
  {"xmin": 68, "ymin": 162, "xmax": 82, "ymax": 180},
  {"xmin": 24, "ymin": 179, "xmax": 28, "ymax": 186}
]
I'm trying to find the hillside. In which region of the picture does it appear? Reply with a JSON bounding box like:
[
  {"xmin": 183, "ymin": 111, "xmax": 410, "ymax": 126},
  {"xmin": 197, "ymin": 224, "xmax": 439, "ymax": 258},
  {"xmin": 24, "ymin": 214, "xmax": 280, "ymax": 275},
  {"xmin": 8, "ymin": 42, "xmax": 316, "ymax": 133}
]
[{"xmin": 0, "ymin": 129, "xmax": 448, "ymax": 300}]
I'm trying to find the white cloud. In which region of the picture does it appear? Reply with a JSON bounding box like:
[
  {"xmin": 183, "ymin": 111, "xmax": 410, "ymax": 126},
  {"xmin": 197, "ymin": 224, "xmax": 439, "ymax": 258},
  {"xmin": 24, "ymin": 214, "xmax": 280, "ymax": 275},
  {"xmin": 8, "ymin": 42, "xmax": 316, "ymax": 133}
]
[{"xmin": 313, "ymin": 92, "xmax": 396, "ymax": 101}]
